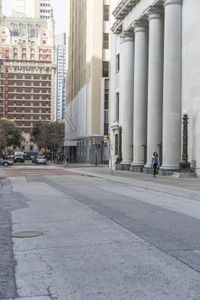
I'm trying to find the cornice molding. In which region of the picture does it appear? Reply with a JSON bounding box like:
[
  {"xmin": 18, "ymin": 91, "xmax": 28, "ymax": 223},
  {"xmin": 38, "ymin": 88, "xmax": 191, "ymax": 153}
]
[
  {"xmin": 111, "ymin": 20, "xmax": 123, "ymax": 34},
  {"xmin": 120, "ymin": 31, "xmax": 134, "ymax": 43},
  {"xmin": 113, "ymin": 0, "xmax": 138, "ymax": 20}
]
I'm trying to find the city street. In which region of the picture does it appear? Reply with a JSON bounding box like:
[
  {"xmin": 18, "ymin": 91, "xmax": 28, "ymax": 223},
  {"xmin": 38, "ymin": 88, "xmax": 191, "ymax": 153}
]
[{"xmin": 1, "ymin": 165, "xmax": 200, "ymax": 299}]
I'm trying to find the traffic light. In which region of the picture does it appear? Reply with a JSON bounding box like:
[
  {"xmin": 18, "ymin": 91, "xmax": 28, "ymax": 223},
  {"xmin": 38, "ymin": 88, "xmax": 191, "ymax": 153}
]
[
  {"xmin": 92, "ymin": 137, "xmax": 96, "ymax": 145},
  {"xmin": 103, "ymin": 135, "xmax": 109, "ymax": 144}
]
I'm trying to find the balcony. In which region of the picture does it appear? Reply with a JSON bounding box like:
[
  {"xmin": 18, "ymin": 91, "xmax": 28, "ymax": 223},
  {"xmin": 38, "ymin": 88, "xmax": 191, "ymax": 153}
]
[
  {"xmin": 7, "ymin": 90, "xmax": 51, "ymax": 95},
  {"xmin": 113, "ymin": 0, "xmax": 137, "ymax": 20},
  {"xmin": 7, "ymin": 77, "xmax": 51, "ymax": 82},
  {"xmin": 7, "ymin": 112, "xmax": 51, "ymax": 116}
]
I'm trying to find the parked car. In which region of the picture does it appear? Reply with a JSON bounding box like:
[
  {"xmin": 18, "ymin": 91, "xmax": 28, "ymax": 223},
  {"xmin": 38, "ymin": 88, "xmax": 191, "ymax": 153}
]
[
  {"xmin": 32, "ymin": 153, "xmax": 43, "ymax": 163},
  {"xmin": 24, "ymin": 151, "xmax": 39, "ymax": 160},
  {"xmin": 35, "ymin": 155, "xmax": 47, "ymax": 165},
  {"xmin": 0, "ymin": 158, "xmax": 13, "ymax": 167},
  {"xmin": 14, "ymin": 152, "xmax": 24, "ymax": 163}
]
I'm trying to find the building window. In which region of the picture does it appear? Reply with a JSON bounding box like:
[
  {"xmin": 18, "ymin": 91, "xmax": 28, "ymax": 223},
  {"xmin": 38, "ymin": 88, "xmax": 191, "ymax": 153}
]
[
  {"xmin": 116, "ymin": 54, "xmax": 120, "ymax": 72},
  {"xmin": 115, "ymin": 134, "xmax": 119, "ymax": 155},
  {"xmin": 103, "ymin": 61, "xmax": 109, "ymax": 77},
  {"xmin": 104, "ymin": 123, "xmax": 109, "ymax": 135},
  {"xmin": 103, "ymin": 5, "xmax": 110, "ymax": 21},
  {"xmin": 104, "ymin": 79, "xmax": 109, "ymax": 110},
  {"xmin": 103, "ymin": 33, "xmax": 109, "ymax": 49},
  {"xmin": 116, "ymin": 93, "xmax": 119, "ymax": 122}
]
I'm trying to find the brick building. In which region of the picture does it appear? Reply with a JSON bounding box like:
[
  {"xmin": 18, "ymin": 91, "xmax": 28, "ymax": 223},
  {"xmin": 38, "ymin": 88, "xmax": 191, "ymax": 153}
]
[{"xmin": 0, "ymin": 16, "xmax": 55, "ymax": 149}]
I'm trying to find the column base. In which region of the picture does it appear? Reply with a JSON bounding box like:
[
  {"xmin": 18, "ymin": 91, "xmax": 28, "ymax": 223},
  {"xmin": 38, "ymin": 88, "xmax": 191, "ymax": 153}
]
[
  {"xmin": 143, "ymin": 167, "xmax": 153, "ymax": 174},
  {"xmin": 160, "ymin": 164, "xmax": 179, "ymax": 176},
  {"xmin": 119, "ymin": 162, "xmax": 131, "ymax": 171},
  {"xmin": 173, "ymin": 170, "xmax": 197, "ymax": 178},
  {"xmin": 130, "ymin": 163, "xmax": 144, "ymax": 173}
]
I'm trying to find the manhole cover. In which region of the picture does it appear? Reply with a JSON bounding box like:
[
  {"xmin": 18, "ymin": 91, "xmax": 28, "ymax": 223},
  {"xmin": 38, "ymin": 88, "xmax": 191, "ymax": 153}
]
[{"xmin": 12, "ymin": 231, "xmax": 43, "ymax": 238}]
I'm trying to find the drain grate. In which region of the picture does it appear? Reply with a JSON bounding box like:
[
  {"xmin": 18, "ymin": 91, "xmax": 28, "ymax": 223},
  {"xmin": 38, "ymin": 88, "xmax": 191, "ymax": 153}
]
[{"xmin": 12, "ymin": 231, "xmax": 43, "ymax": 238}]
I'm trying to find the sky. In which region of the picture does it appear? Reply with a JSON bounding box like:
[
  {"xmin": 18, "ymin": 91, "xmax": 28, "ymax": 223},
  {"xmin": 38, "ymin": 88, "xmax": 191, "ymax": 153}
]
[{"xmin": 2, "ymin": 0, "xmax": 67, "ymax": 35}]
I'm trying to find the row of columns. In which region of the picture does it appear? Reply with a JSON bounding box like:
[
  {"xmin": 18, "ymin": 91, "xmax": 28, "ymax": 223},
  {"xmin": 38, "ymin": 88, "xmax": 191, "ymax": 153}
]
[{"xmin": 119, "ymin": 0, "xmax": 182, "ymax": 171}]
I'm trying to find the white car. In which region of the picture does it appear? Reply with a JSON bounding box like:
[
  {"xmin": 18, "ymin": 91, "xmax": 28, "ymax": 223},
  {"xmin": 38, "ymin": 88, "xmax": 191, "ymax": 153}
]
[{"xmin": 35, "ymin": 156, "xmax": 47, "ymax": 165}]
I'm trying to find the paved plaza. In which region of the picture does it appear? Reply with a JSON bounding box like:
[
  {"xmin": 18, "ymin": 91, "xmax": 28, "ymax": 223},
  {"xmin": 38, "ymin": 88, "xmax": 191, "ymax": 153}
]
[{"xmin": 1, "ymin": 164, "xmax": 200, "ymax": 299}]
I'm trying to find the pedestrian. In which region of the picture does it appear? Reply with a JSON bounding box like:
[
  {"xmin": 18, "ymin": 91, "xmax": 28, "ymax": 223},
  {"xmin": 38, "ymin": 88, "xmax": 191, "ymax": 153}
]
[
  {"xmin": 63, "ymin": 154, "xmax": 68, "ymax": 166},
  {"xmin": 151, "ymin": 152, "xmax": 160, "ymax": 177}
]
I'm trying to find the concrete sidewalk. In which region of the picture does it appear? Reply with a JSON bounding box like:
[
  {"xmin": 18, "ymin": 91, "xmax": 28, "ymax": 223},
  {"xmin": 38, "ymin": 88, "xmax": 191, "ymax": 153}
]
[{"xmin": 62, "ymin": 164, "xmax": 200, "ymax": 193}]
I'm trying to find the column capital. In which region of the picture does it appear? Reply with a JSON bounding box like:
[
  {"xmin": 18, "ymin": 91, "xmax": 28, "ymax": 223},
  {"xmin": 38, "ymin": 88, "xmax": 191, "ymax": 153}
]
[
  {"xmin": 120, "ymin": 31, "xmax": 134, "ymax": 43},
  {"xmin": 164, "ymin": 0, "xmax": 182, "ymax": 7},
  {"xmin": 133, "ymin": 21, "xmax": 147, "ymax": 34},
  {"xmin": 147, "ymin": 7, "xmax": 163, "ymax": 21}
]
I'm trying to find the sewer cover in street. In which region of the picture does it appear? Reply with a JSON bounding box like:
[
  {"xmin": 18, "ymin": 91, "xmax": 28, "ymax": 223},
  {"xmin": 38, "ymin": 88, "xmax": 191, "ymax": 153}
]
[{"xmin": 12, "ymin": 231, "xmax": 43, "ymax": 238}]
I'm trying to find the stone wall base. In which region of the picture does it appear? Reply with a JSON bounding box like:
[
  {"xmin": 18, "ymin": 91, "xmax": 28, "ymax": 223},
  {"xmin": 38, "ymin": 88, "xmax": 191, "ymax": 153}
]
[
  {"xmin": 173, "ymin": 171, "xmax": 197, "ymax": 178},
  {"xmin": 159, "ymin": 169, "xmax": 174, "ymax": 176},
  {"xmin": 119, "ymin": 163, "xmax": 131, "ymax": 171},
  {"xmin": 130, "ymin": 165, "xmax": 144, "ymax": 173},
  {"xmin": 143, "ymin": 167, "xmax": 153, "ymax": 174}
]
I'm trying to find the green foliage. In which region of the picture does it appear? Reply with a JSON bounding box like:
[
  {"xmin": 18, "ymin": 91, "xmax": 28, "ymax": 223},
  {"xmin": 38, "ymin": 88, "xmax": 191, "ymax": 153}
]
[
  {"xmin": 0, "ymin": 118, "xmax": 23, "ymax": 154},
  {"xmin": 31, "ymin": 121, "xmax": 65, "ymax": 151}
]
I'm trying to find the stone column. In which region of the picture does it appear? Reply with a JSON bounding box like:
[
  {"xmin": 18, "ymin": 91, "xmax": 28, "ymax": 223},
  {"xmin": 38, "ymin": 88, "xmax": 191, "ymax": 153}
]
[
  {"xmin": 161, "ymin": 0, "xmax": 182, "ymax": 173},
  {"xmin": 145, "ymin": 9, "xmax": 164, "ymax": 170},
  {"xmin": 120, "ymin": 34, "xmax": 134, "ymax": 170},
  {"xmin": 131, "ymin": 22, "xmax": 148, "ymax": 172}
]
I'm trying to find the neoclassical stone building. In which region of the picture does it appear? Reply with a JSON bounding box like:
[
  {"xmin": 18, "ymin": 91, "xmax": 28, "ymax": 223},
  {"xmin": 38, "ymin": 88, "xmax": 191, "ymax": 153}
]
[{"xmin": 110, "ymin": 0, "xmax": 200, "ymax": 175}]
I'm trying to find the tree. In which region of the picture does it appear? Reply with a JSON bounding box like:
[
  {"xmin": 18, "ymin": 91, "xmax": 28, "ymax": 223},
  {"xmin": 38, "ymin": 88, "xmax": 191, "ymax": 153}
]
[
  {"xmin": 31, "ymin": 121, "xmax": 65, "ymax": 161},
  {"xmin": 31, "ymin": 121, "xmax": 51, "ymax": 150},
  {"xmin": 0, "ymin": 118, "xmax": 23, "ymax": 156},
  {"xmin": 49, "ymin": 121, "xmax": 65, "ymax": 153}
]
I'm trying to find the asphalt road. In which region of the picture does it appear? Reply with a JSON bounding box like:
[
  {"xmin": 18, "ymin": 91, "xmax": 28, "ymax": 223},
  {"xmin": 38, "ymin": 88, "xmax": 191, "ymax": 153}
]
[{"xmin": 1, "ymin": 165, "xmax": 200, "ymax": 299}]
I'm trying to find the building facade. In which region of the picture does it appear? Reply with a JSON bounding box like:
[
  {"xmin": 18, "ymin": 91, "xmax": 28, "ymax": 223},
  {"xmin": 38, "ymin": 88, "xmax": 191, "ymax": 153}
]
[
  {"xmin": 12, "ymin": 0, "xmax": 53, "ymax": 19},
  {"xmin": 12, "ymin": 0, "xmax": 40, "ymax": 18},
  {"xmin": 0, "ymin": 16, "xmax": 55, "ymax": 149},
  {"xmin": 40, "ymin": 0, "xmax": 53, "ymax": 20},
  {"xmin": 53, "ymin": 33, "xmax": 66, "ymax": 121},
  {"xmin": 110, "ymin": 0, "xmax": 200, "ymax": 175},
  {"xmin": 65, "ymin": 0, "xmax": 111, "ymax": 164}
]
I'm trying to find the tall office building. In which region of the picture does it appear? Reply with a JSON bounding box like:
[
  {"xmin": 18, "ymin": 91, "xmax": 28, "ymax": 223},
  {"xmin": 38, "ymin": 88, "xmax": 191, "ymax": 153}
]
[
  {"xmin": 40, "ymin": 0, "xmax": 53, "ymax": 20},
  {"xmin": 12, "ymin": 0, "xmax": 53, "ymax": 19},
  {"xmin": 12, "ymin": 0, "xmax": 40, "ymax": 18},
  {"xmin": 0, "ymin": 15, "xmax": 55, "ymax": 149},
  {"xmin": 53, "ymin": 33, "xmax": 66, "ymax": 121},
  {"xmin": 65, "ymin": 0, "xmax": 111, "ymax": 164}
]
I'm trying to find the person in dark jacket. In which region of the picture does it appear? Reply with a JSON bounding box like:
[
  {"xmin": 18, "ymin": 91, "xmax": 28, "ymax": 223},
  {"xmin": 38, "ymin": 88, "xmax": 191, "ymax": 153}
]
[{"xmin": 151, "ymin": 152, "xmax": 160, "ymax": 177}]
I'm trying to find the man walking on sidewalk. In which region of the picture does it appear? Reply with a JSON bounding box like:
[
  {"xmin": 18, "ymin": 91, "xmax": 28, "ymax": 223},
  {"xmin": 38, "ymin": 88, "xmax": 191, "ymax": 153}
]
[{"xmin": 151, "ymin": 152, "xmax": 160, "ymax": 177}]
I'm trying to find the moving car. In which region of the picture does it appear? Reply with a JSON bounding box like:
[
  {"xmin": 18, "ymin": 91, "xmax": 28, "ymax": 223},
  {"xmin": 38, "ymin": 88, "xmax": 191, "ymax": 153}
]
[
  {"xmin": 14, "ymin": 152, "xmax": 24, "ymax": 163},
  {"xmin": 0, "ymin": 158, "xmax": 13, "ymax": 167},
  {"xmin": 35, "ymin": 155, "xmax": 47, "ymax": 165}
]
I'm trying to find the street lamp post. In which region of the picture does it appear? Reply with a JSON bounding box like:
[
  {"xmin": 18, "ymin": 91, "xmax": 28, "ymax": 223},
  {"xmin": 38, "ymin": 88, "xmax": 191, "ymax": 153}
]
[{"xmin": 179, "ymin": 113, "xmax": 190, "ymax": 170}]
